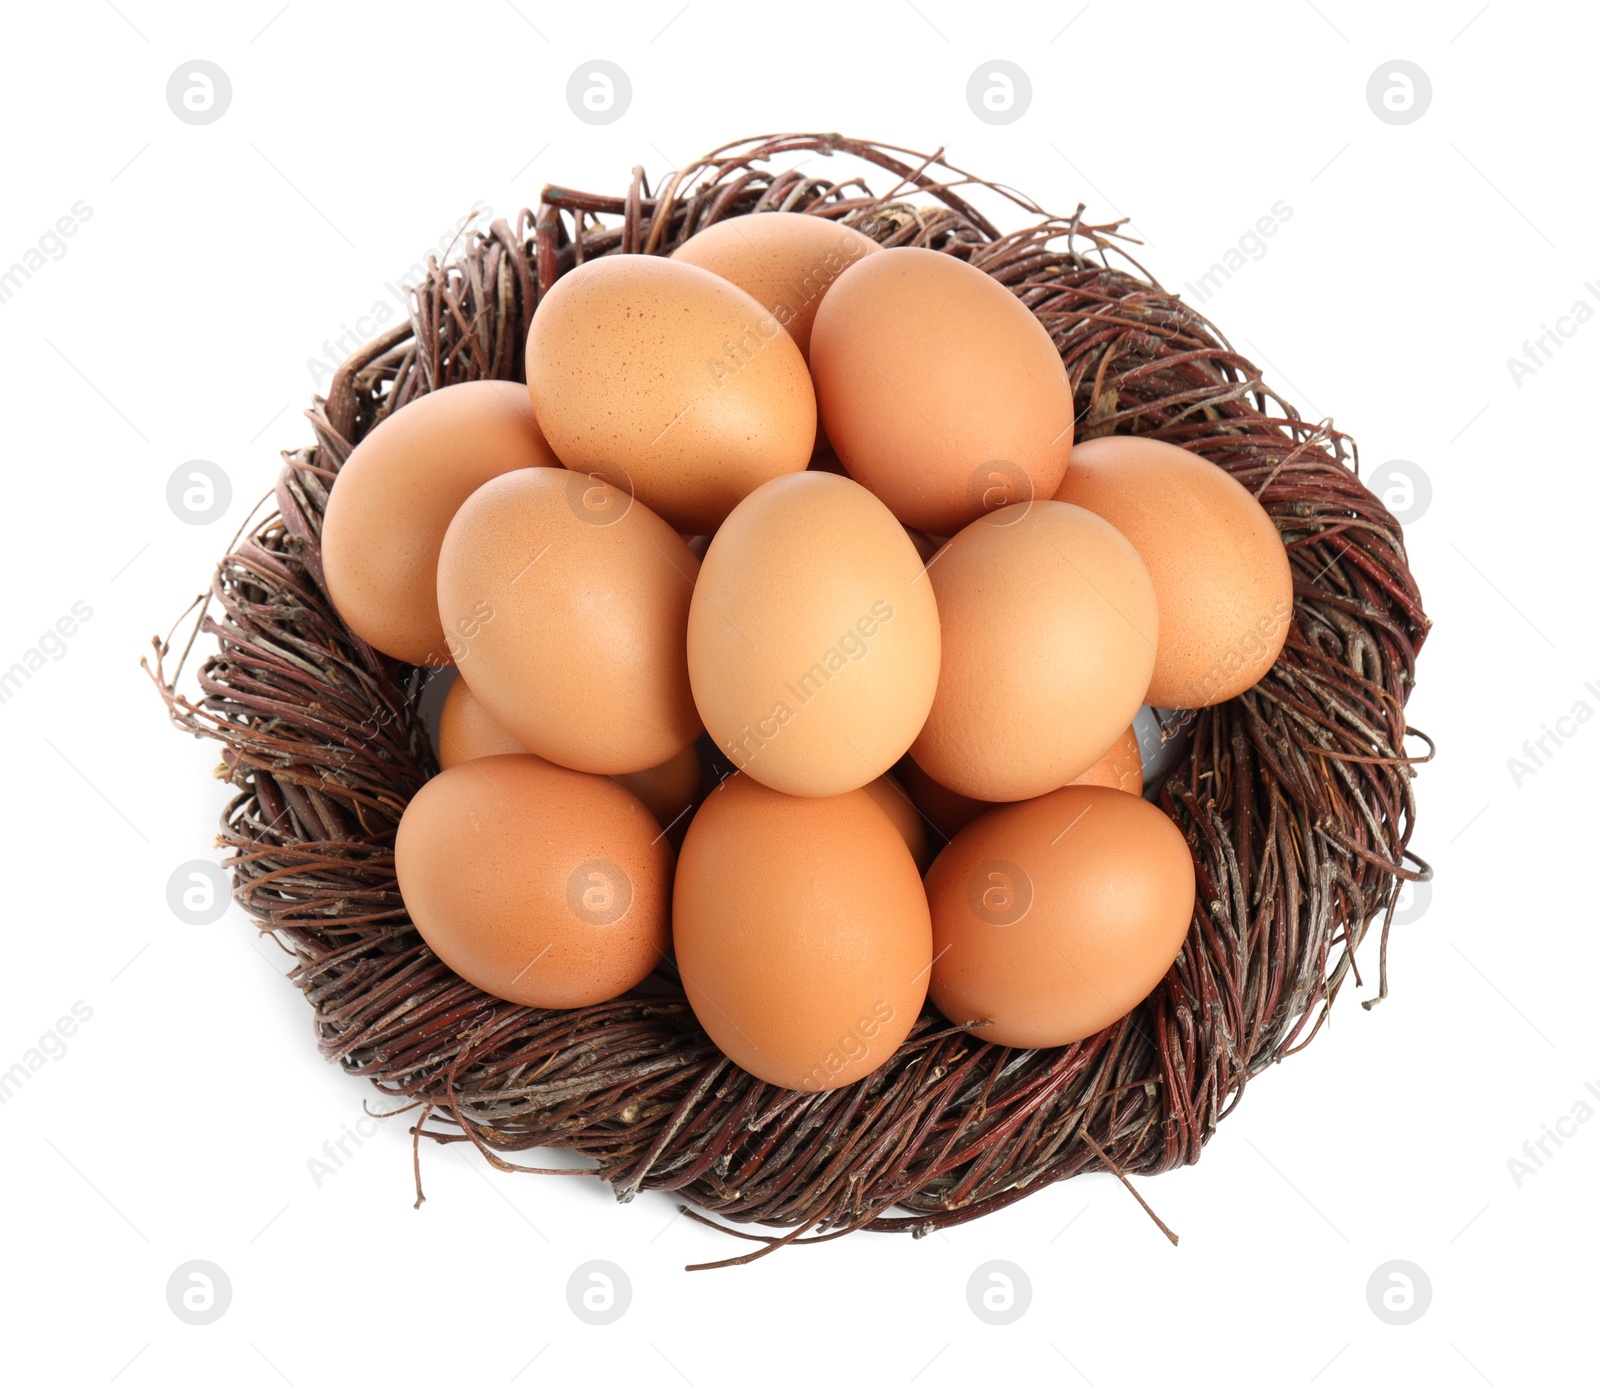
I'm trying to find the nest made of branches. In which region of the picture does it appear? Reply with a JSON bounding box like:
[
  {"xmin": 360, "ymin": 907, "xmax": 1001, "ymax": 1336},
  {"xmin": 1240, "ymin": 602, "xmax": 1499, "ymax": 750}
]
[{"xmin": 150, "ymin": 133, "xmax": 1432, "ymax": 1268}]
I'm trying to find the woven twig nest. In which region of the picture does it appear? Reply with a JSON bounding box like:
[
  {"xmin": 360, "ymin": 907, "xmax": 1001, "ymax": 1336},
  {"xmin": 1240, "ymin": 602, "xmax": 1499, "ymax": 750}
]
[{"xmin": 150, "ymin": 134, "xmax": 1431, "ymax": 1266}]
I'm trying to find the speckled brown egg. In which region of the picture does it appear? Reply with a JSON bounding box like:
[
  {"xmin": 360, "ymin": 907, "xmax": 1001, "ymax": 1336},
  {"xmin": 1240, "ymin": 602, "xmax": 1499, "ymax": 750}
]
[
  {"xmin": 322, "ymin": 381, "xmax": 559, "ymax": 665},
  {"xmin": 910, "ymin": 501, "xmax": 1158, "ymax": 802},
  {"xmin": 809, "ymin": 247, "xmax": 1075, "ymax": 535},
  {"xmin": 525, "ymin": 254, "xmax": 816, "ymax": 534},
  {"xmin": 687, "ymin": 472, "xmax": 941, "ymax": 797},
  {"xmin": 925, "ymin": 785, "xmax": 1195, "ymax": 1048},
  {"xmin": 395, "ymin": 755, "xmax": 671, "ymax": 1009},
  {"xmin": 435, "ymin": 468, "xmax": 702, "ymax": 775},
  {"xmin": 1056, "ymin": 436, "xmax": 1294, "ymax": 706},
  {"xmin": 670, "ymin": 211, "xmax": 881, "ymax": 362},
  {"xmin": 672, "ymin": 773, "xmax": 931, "ymax": 1091}
]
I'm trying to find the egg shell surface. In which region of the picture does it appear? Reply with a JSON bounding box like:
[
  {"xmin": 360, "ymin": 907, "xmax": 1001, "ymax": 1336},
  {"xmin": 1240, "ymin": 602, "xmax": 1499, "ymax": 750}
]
[
  {"xmin": 809, "ymin": 246, "xmax": 1075, "ymax": 534},
  {"xmin": 672, "ymin": 773, "xmax": 931, "ymax": 1091},
  {"xmin": 437, "ymin": 673, "xmax": 529, "ymax": 769},
  {"xmin": 436, "ymin": 467, "xmax": 702, "ymax": 775},
  {"xmin": 687, "ymin": 472, "xmax": 941, "ymax": 797},
  {"xmin": 925, "ymin": 785, "xmax": 1196, "ymax": 1048},
  {"xmin": 862, "ymin": 773, "xmax": 933, "ymax": 872},
  {"xmin": 322, "ymin": 380, "xmax": 559, "ymax": 665},
  {"xmin": 909, "ymin": 500, "xmax": 1158, "ymax": 801},
  {"xmin": 395, "ymin": 754, "xmax": 671, "ymax": 1010},
  {"xmin": 525, "ymin": 254, "xmax": 816, "ymax": 534},
  {"xmin": 670, "ymin": 211, "xmax": 881, "ymax": 362},
  {"xmin": 1069, "ymin": 723, "xmax": 1143, "ymax": 794},
  {"xmin": 1056, "ymin": 435, "xmax": 1294, "ymax": 706}
]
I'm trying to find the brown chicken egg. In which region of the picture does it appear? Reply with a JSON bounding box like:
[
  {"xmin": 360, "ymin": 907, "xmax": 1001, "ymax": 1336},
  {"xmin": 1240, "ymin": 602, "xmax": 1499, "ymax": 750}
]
[
  {"xmin": 670, "ymin": 211, "xmax": 881, "ymax": 362},
  {"xmin": 395, "ymin": 755, "xmax": 671, "ymax": 1009},
  {"xmin": 901, "ymin": 526, "xmax": 941, "ymax": 564},
  {"xmin": 436, "ymin": 673, "xmax": 528, "ymax": 769},
  {"xmin": 1056, "ymin": 436, "xmax": 1294, "ymax": 706},
  {"xmin": 322, "ymin": 381, "xmax": 559, "ymax": 666},
  {"xmin": 910, "ymin": 501, "xmax": 1158, "ymax": 802},
  {"xmin": 436, "ymin": 468, "xmax": 702, "ymax": 775},
  {"xmin": 437, "ymin": 677, "xmax": 700, "ymax": 843},
  {"xmin": 612, "ymin": 741, "xmax": 704, "ymax": 844},
  {"xmin": 895, "ymin": 755, "xmax": 991, "ymax": 844},
  {"xmin": 524, "ymin": 254, "xmax": 816, "ymax": 534},
  {"xmin": 862, "ymin": 773, "xmax": 933, "ymax": 872},
  {"xmin": 895, "ymin": 718, "xmax": 1142, "ymax": 852},
  {"xmin": 809, "ymin": 247, "xmax": 1075, "ymax": 535},
  {"xmin": 687, "ymin": 472, "xmax": 941, "ymax": 797},
  {"xmin": 896, "ymin": 719, "xmax": 1141, "ymax": 857},
  {"xmin": 925, "ymin": 785, "xmax": 1196, "ymax": 1048},
  {"xmin": 1069, "ymin": 724, "xmax": 1143, "ymax": 794},
  {"xmin": 672, "ymin": 773, "xmax": 931, "ymax": 1091}
]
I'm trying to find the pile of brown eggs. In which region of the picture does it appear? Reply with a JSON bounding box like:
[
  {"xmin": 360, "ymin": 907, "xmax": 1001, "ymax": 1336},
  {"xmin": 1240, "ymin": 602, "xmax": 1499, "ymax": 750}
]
[{"xmin": 320, "ymin": 213, "xmax": 1293, "ymax": 1094}]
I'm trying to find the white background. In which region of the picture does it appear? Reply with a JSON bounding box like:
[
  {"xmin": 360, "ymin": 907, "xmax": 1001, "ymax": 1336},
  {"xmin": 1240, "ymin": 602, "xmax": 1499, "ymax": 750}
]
[{"xmin": 1, "ymin": 2, "xmax": 1593, "ymax": 1382}]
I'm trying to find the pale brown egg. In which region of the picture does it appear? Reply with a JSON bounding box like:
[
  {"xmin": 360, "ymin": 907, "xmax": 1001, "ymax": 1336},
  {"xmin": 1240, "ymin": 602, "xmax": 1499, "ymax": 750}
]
[
  {"xmin": 672, "ymin": 773, "xmax": 931, "ymax": 1091},
  {"xmin": 612, "ymin": 741, "xmax": 704, "ymax": 843},
  {"xmin": 925, "ymin": 785, "xmax": 1196, "ymax": 1048},
  {"xmin": 809, "ymin": 246, "xmax": 1075, "ymax": 535},
  {"xmin": 436, "ymin": 674, "xmax": 528, "ymax": 769},
  {"xmin": 436, "ymin": 468, "xmax": 702, "ymax": 775},
  {"xmin": 862, "ymin": 773, "xmax": 933, "ymax": 872},
  {"xmin": 1068, "ymin": 724, "xmax": 1143, "ymax": 794},
  {"xmin": 395, "ymin": 755, "xmax": 671, "ymax": 1009},
  {"xmin": 910, "ymin": 501, "xmax": 1158, "ymax": 801},
  {"xmin": 322, "ymin": 380, "xmax": 559, "ymax": 665},
  {"xmin": 525, "ymin": 254, "xmax": 816, "ymax": 534},
  {"xmin": 1056, "ymin": 436, "xmax": 1294, "ymax": 706},
  {"xmin": 687, "ymin": 472, "xmax": 941, "ymax": 797},
  {"xmin": 671, "ymin": 212, "xmax": 881, "ymax": 362}
]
